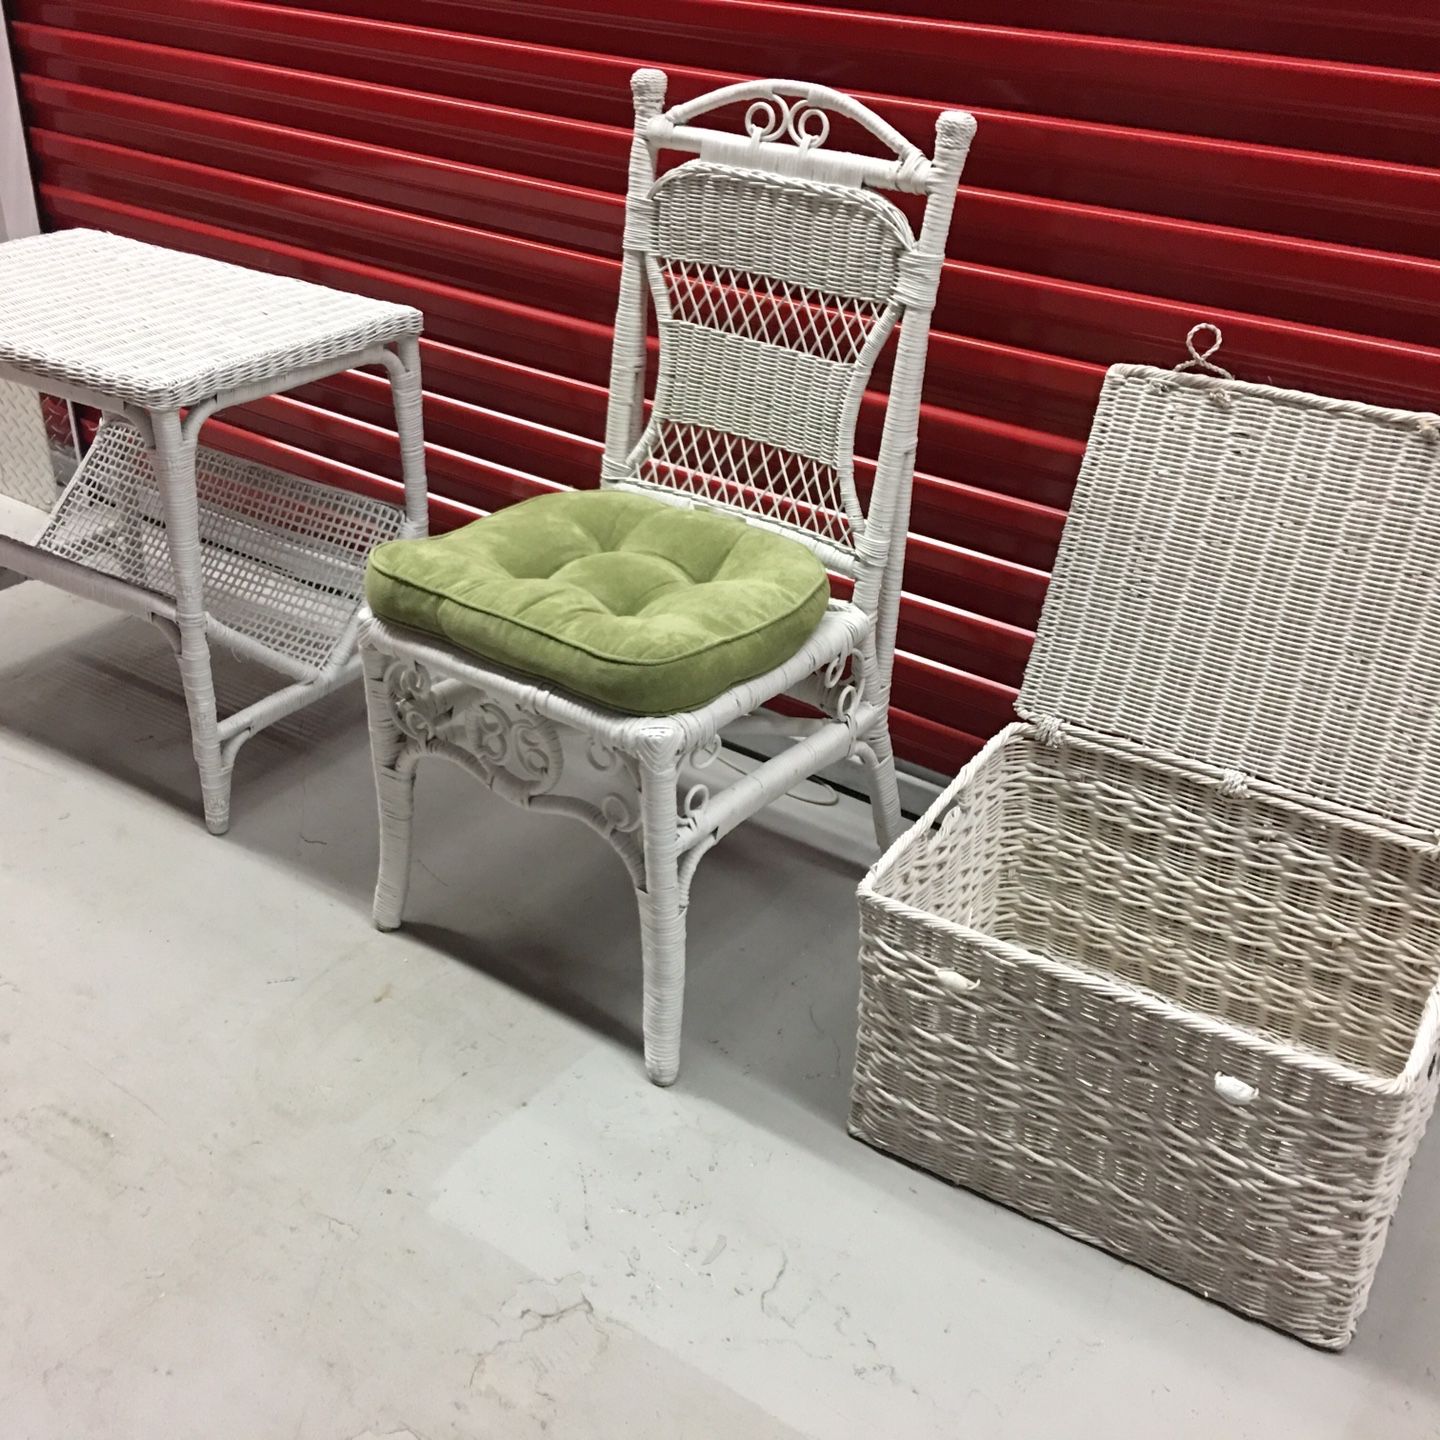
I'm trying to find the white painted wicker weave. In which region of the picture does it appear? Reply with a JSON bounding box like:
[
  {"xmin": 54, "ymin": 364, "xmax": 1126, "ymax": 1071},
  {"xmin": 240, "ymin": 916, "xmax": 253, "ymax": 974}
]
[
  {"xmin": 0, "ymin": 380, "xmax": 58, "ymax": 510},
  {"xmin": 360, "ymin": 70, "xmax": 976, "ymax": 1085},
  {"xmin": 0, "ymin": 229, "xmax": 428, "ymax": 832},
  {"xmin": 851, "ymin": 347, "xmax": 1440, "ymax": 1348},
  {"xmin": 40, "ymin": 419, "xmax": 408, "ymax": 678}
]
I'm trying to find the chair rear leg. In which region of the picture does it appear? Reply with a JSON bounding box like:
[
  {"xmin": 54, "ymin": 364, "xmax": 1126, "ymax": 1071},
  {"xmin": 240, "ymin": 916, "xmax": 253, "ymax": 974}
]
[
  {"xmin": 363, "ymin": 647, "xmax": 417, "ymax": 931},
  {"xmin": 859, "ymin": 719, "xmax": 904, "ymax": 852}
]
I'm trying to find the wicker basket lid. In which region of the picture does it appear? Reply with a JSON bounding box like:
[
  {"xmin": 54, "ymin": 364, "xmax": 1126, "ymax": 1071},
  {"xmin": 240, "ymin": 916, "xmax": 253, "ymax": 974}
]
[{"xmin": 1017, "ymin": 348, "xmax": 1440, "ymax": 833}]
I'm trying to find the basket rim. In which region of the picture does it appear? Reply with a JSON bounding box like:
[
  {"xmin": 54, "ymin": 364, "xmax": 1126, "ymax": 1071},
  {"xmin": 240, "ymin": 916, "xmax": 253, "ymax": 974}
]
[
  {"xmin": 1106, "ymin": 362, "xmax": 1440, "ymax": 431},
  {"xmin": 859, "ymin": 723, "xmax": 1440, "ymax": 1097}
]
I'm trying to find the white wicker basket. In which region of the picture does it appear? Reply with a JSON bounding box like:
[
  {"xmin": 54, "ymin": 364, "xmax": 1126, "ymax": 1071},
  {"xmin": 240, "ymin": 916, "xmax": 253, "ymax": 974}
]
[{"xmin": 851, "ymin": 351, "xmax": 1440, "ymax": 1348}]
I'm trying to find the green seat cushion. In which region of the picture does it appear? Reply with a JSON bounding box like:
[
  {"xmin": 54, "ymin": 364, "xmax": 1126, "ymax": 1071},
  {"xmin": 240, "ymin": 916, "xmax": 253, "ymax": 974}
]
[{"xmin": 365, "ymin": 490, "xmax": 831, "ymax": 714}]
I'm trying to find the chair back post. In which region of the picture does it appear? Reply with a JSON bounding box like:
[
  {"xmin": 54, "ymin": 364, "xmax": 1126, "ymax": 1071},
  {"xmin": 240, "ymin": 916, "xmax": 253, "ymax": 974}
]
[
  {"xmin": 600, "ymin": 67, "xmax": 667, "ymax": 482},
  {"xmin": 853, "ymin": 110, "xmax": 975, "ymax": 706}
]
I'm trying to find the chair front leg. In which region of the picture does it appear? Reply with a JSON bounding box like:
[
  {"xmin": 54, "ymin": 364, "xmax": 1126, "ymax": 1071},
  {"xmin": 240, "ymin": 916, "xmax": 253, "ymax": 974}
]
[
  {"xmin": 635, "ymin": 748, "xmax": 687, "ymax": 1087},
  {"xmin": 363, "ymin": 646, "xmax": 418, "ymax": 931}
]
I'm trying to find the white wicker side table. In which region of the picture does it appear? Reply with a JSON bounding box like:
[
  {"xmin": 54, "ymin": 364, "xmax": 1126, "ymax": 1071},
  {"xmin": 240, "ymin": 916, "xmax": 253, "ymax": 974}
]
[{"xmin": 0, "ymin": 229, "xmax": 428, "ymax": 833}]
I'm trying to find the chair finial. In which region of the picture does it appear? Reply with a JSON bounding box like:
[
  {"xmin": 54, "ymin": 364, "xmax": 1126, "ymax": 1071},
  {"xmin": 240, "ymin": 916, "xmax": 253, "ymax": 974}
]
[
  {"xmin": 631, "ymin": 68, "xmax": 668, "ymax": 117},
  {"xmin": 935, "ymin": 110, "xmax": 977, "ymax": 155}
]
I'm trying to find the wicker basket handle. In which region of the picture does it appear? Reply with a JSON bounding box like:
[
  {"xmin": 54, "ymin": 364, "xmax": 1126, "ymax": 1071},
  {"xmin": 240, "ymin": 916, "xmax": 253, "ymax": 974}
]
[
  {"xmin": 936, "ymin": 969, "xmax": 980, "ymax": 996},
  {"xmin": 1173, "ymin": 322, "xmax": 1233, "ymax": 380},
  {"xmin": 1214, "ymin": 1072, "xmax": 1258, "ymax": 1106}
]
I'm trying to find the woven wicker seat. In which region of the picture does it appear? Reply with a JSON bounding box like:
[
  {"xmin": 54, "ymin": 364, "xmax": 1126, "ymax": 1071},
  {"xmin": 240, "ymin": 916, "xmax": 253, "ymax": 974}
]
[{"xmin": 359, "ymin": 70, "xmax": 976, "ymax": 1084}]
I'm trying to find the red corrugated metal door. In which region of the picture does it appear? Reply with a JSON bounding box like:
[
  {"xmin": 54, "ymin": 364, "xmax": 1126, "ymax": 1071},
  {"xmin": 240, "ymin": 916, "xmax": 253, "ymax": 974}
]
[{"xmin": 8, "ymin": 1, "xmax": 1439, "ymax": 775}]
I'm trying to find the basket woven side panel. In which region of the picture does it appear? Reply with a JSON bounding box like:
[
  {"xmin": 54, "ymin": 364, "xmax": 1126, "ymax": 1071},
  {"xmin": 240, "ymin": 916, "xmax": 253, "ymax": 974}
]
[
  {"xmin": 0, "ymin": 379, "xmax": 56, "ymax": 509},
  {"xmin": 1020, "ymin": 366, "xmax": 1440, "ymax": 832},
  {"xmin": 852, "ymin": 730, "xmax": 1440, "ymax": 1347}
]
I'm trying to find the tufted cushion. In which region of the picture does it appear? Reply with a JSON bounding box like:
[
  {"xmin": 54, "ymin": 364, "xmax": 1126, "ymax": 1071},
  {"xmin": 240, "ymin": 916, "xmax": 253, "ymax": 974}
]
[{"xmin": 365, "ymin": 490, "xmax": 830, "ymax": 714}]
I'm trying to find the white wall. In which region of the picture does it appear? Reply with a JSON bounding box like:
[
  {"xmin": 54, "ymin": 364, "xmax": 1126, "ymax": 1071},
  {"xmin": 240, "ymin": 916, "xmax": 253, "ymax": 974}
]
[{"xmin": 0, "ymin": 0, "xmax": 38, "ymax": 241}]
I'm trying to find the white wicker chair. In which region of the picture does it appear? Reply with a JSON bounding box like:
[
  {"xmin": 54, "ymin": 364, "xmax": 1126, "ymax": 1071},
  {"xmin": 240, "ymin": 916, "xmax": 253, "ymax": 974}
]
[{"xmin": 359, "ymin": 69, "xmax": 975, "ymax": 1084}]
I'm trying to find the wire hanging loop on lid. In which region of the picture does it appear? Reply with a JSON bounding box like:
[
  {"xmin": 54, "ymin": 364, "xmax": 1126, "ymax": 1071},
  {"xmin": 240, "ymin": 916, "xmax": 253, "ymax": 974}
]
[
  {"xmin": 1169, "ymin": 322, "xmax": 1234, "ymax": 408},
  {"xmin": 1173, "ymin": 323, "xmax": 1233, "ymax": 380}
]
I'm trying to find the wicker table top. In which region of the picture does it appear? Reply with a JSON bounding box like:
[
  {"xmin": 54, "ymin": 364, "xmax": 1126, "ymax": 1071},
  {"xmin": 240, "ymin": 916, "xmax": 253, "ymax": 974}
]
[{"xmin": 0, "ymin": 229, "xmax": 422, "ymax": 410}]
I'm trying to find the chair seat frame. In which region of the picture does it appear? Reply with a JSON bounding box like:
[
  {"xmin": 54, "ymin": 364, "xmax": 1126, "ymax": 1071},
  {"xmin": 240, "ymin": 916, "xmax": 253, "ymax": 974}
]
[{"xmin": 360, "ymin": 70, "xmax": 975, "ymax": 1083}]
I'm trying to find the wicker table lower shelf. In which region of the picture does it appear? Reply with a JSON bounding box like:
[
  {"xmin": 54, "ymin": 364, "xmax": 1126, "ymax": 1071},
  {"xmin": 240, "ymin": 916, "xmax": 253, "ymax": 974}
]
[{"xmin": 29, "ymin": 421, "xmax": 405, "ymax": 680}]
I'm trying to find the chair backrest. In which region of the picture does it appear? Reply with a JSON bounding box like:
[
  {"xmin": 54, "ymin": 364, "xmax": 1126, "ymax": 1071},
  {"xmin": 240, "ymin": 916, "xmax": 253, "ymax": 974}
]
[{"xmin": 601, "ymin": 71, "xmax": 975, "ymax": 630}]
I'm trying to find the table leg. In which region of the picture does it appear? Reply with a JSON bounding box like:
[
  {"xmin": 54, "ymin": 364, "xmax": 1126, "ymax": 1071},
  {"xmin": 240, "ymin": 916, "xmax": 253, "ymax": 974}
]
[
  {"xmin": 148, "ymin": 408, "xmax": 231, "ymax": 834},
  {"xmin": 386, "ymin": 336, "xmax": 429, "ymax": 538}
]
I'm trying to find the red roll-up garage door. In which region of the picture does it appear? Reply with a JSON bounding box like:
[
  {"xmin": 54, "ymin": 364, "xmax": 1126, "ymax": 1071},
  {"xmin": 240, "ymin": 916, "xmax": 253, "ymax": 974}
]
[{"xmin": 6, "ymin": 1, "xmax": 1439, "ymax": 775}]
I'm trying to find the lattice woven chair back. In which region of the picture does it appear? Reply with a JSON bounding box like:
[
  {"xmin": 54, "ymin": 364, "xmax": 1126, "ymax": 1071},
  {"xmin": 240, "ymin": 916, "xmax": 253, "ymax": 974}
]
[{"xmin": 602, "ymin": 73, "xmax": 970, "ymax": 596}]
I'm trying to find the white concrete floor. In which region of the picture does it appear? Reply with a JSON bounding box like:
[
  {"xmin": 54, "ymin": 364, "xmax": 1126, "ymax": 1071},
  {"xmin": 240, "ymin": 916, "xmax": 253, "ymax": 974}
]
[{"xmin": 1, "ymin": 584, "xmax": 1437, "ymax": 1440}]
